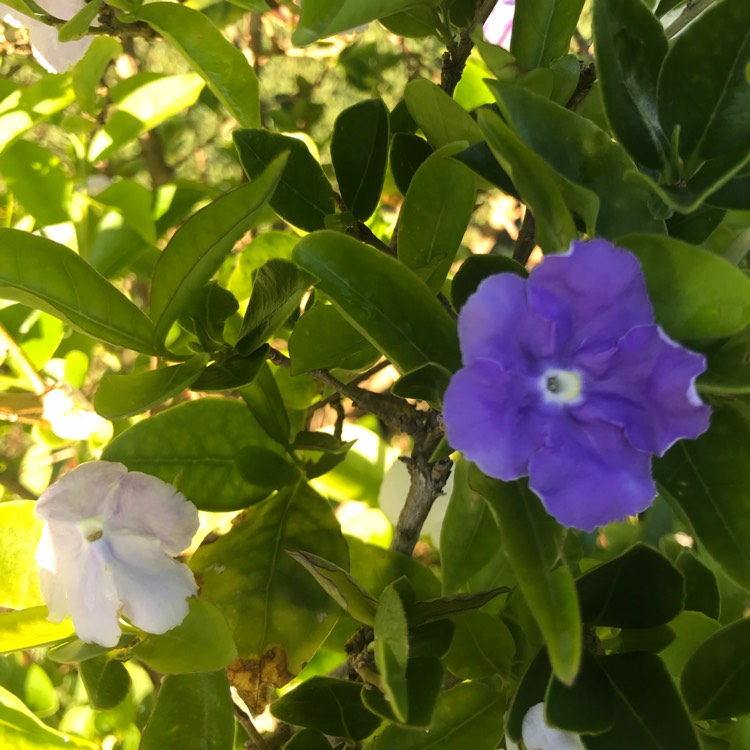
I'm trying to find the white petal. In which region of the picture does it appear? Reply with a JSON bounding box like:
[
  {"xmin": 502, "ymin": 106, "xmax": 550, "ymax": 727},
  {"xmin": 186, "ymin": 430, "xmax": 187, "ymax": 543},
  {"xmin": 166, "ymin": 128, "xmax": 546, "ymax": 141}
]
[
  {"xmin": 30, "ymin": 29, "xmax": 92, "ymax": 74},
  {"xmin": 523, "ymin": 704, "xmax": 585, "ymax": 750},
  {"xmin": 36, "ymin": 524, "xmax": 78, "ymax": 621},
  {"xmin": 107, "ymin": 470, "xmax": 199, "ymax": 555},
  {"xmin": 106, "ymin": 534, "xmax": 197, "ymax": 635}
]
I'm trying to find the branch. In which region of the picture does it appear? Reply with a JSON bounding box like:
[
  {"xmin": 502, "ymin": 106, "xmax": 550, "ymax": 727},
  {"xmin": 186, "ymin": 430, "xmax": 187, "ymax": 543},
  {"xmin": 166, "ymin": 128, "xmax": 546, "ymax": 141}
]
[
  {"xmin": 234, "ymin": 705, "xmax": 271, "ymax": 750},
  {"xmin": 0, "ymin": 323, "xmax": 46, "ymax": 395},
  {"xmin": 512, "ymin": 209, "xmax": 536, "ymax": 266},
  {"xmin": 665, "ymin": 0, "xmax": 716, "ymax": 39}
]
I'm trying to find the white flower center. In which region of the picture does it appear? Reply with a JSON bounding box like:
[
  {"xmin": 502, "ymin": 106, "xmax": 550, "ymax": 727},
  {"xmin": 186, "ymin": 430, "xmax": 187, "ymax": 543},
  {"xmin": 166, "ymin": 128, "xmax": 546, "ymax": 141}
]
[
  {"xmin": 540, "ymin": 368, "xmax": 583, "ymax": 405},
  {"xmin": 79, "ymin": 517, "xmax": 105, "ymax": 543}
]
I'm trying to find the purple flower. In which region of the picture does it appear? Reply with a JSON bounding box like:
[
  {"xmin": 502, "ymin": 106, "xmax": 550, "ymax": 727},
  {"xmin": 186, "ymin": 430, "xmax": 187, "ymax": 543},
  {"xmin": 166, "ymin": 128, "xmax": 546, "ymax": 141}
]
[
  {"xmin": 483, "ymin": 0, "xmax": 515, "ymax": 48},
  {"xmin": 443, "ymin": 239, "xmax": 711, "ymax": 531}
]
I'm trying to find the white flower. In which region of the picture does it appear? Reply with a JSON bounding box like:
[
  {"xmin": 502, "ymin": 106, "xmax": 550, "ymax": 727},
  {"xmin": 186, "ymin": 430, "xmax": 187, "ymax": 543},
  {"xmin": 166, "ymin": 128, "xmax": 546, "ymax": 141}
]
[
  {"xmin": 35, "ymin": 461, "xmax": 199, "ymax": 647},
  {"xmin": 483, "ymin": 0, "xmax": 515, "ymax": 48},
  {"xmin": 506, "ymin": 703, "xmax": 585, "ymax": 750},
  {"xmin": 0, "ymin": 0, "xmax": 93, "ymax": 73},
  {"xmin": 42, "ymin": 386, "xmax": 109, "ymax": 441}
]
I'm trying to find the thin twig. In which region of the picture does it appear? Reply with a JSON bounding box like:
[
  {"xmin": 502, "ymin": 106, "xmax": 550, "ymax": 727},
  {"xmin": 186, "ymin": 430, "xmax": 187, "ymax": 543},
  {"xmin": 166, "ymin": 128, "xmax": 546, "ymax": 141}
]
[
  {"xmin": 0, "ymin": 323, "xmax": 47, "ymax": 395},
  {"xmin": 512, "ymin": 209, "xmax": 536, "ymax": 266},
  {"xmin": 234, "ymin": 706, "xmax": 272, "ymax": 750},
  {"xmin": 665, "ymin": 0, "xmax": 716, "ymax": 39}
]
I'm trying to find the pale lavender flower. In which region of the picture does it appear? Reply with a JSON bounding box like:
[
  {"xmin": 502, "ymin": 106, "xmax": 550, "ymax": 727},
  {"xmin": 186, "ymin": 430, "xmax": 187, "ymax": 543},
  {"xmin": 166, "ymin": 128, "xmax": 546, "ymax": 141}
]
[
  {"xmin": 35, "ymin": 461, "xmax": 199, "ymax": 647},
  {"xmin": 506, "ymin": 703, "xmax": 585, "ymax": 750},
  {"xmin": 483, "ymin": 0, "xmax": 515, "ymax": 48},
  {"xmin": 443, "ymin": 239, "xmax": 711, "ymax": 531}
]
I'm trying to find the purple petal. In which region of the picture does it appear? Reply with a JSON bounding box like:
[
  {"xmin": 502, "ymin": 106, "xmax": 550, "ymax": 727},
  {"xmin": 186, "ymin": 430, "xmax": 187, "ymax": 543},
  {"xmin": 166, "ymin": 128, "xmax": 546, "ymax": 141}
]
[
  {"xmin": 458, "ymin": 273, "xmax": 559, "ymax": 373},
  {"xmin": 444, "ymin": 359, "xmax": 547, "ymax": 480},
  {"xmin": 529, "ymin": 240, "xmax": 653, "ymax": 357},
  {"xmin": 529, "ymin": 416, "xmax": 656, "ymax": 531},
  {"xmin": 575, "ymin": 325, "xmax": 711, "ymax": 455}
]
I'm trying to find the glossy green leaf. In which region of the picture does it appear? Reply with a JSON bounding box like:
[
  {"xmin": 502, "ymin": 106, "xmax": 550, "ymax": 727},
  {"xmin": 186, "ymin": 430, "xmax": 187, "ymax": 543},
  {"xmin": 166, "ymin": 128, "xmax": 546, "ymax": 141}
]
[
  {"xmin": 506, "ymin": 649, "xmax": 553, "ymax": 741},
  {"xmin": 89, "ymin": 74, "xmax": 204, "ymax": 160},
  {"xmin": 240, "ymin": 362, "xmax": 291, "ymax": 446},
  {"xmin": 657, "ymin": 0, "xmax": 750, "ymax": 167},
  {"xmin": 390, "ymin": 133, "xmax": 434, "ymax": 195},
  {"xmin": 0, "ymin": 229, "xmax": 157, "ymax": 353},
  {"xmin": 103, "ymin": 399, "xmax": 283, "ymax": 511},
  {"xmin": 288, "ymin": 549, "xmax": 377, "ymax": 625},
  {"xmin": 452, "ymin": 140, "xmax": 517, "ymax": 196},
  {"xmin": 476, "ymin": 109, "xmax": 587, "ymax": 251},
  {"xmin": 283, "ymin": 729, "xmax": 332, "ymax": 750},
  {"xmin": 237, "ymin": 259, "xmax": 313, "ymax": 353},
  {"xmin": 136, "ymin": 2, "xmax": 260, "ymax": 128},
  {"xmin": 490, "ymin": 83, "xmax": 665, "ymax": 238},
  {"xmin": 368, "ymin": 681, "xmax": 506, "ymax": 750},
  {"xmin": 58, "ymin": 0, "xmax": 102, "ymax": 41},
  {"xmin": 404, "ymin": 79, "xmax": 483, "ymax": 149},
  {"xmin": 150, "ymin": 156, "xmax": 286, "ymax": 345},
  {"xmin": 237, "ymin": 446, "xmax": 301, "ymax": 489},
  {"xmin": 272, "ymin": 677, "xmax": 381, "ymax": 741},
  {"xmin": 292, "ymin": 431, "xmax": 353, "ymax": 454},
  {"xmin": 191, "ymin": 483, "xmax": 348, "ymax": 713},
  {"xmin": 140, "ymin": 671, "xmax": 233, "ymax": 750},
  {"xmin": 0, "ymin": 685, "xmax": 96, "ymax": 749},
  {"xmin": 79, "ymin": 655, "xmax": 131, "ymax": 710},
  {"xmin": 191, "ymin": 346, "xmax": 268, "ymax": 392},
  {"xmin": 659, "ymin": 611, "xmax": 721, "ymax": 681},
  {"xmin": 293, "ymin": 231, "xmax": 461, "ymax": 374},
  {"xmin": 451, "ymin": 254, "xmax": 527, "ymax": 313},
  {"xmin": 289, "ymin": 304, "xmax": 379, "ymax": 375},
  {"xmin": 132, "ymin": 598, "xmax": 237, "ymax": 674},
  {"xmin": 374, "ymin": 583, "xmax": 410, "ymax": 722},
  {"xmin": 234, "ymin": 130, "xmax": 335, "ymax": 231},
  {"xmin": 701, "ymin": 326, "xmax": 750, "ymax": 394},
  {"xmin": 331, "ymin": 98, "xmax": 389, "ymax": 220},
  {"xmin": 390, "ymin": 363, "xmax": 451, "ymax": 407},
  {"xmin": 618, "ymin": 233, "xmax": 750, "ymax": 340},
  {"xmin": 511, "ymin": 0, "xmax": 585, "ymax": 68},
  {"xmin": 0, "ymin": 501, "xmax": 43, "ymax": 609},
  {"xmin": 94, "ymin": 355, "xmax": 208, "ymax": 419},
  {"xmin": 675, "ymin": 551, "xmax": 720, "ymax": 619},
  {"xmin": 407, "ymin": 587, "xmax": 509, "ymax": 626},
  {"xmin": 443, "ymin": 611, "xmax": 515, "ymax": 680},
  {"xmin": 593, "ymin": 0, "xmax": 669, "ymax": 168},
  {"xmin": 72, "ymin": 36, "xmax": 121, "ymax": 115},
  {"xmin": 0, "ymin": 608, "xmax": 74, "ymax": 654},
  {"xmin": 577, "ymin": 544, "xmax": 684, "ymax": 628},
  {"xmin": 470, "ymin": 469, "xmax": 581, "ymax": 684},
  {"xmin": 398, "ymin": 151, "xmax": 476, "ymax": 291},
  {"xmin": 379, "ymin": 6, "xmax": 437, "ymax": 38},
  {"xmin": 584, "ymin": 652, "xmax": 701, "ymax": 750}
]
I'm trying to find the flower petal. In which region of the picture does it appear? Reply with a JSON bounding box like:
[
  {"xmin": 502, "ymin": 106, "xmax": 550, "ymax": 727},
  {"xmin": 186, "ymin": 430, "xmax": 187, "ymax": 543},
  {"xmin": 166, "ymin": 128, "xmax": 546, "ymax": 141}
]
[
  {"xmin": 444, "ymin": 359, "xmax": 547, "ymax": 480},
  {"xmin": 105, "ymin": 534, "xmax": 197, "ymax": 635},
  {"xmin": 522, "ymin": 703, "xmax": 585, "ymax": 750},
  {"xmin": 529, "ymin": 416, "xmax": 656, "ymax": 531},
  {"xmin": 36, "ymin": 523, "xmax": 81, "ymax": 622},
  {"xmin": 576, "ymin": 325, "xmax": 711, "ymax": 455},
  {"xmin": 529, "ymin": 240, "xmax": 653, "ymax": 356},
  {"xmin": 458, "ymin": 273, "xmax": 558, "ymax": 372}
]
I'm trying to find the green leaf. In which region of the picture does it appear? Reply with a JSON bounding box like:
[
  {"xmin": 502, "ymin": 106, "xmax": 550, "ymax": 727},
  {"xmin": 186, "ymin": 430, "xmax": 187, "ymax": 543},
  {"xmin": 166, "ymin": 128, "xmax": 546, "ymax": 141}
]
[
  {"xmin": 390, "ymin": 134, "xmax": 434, "ymax": 195},
  {"xmin": 407, "ymin": 587, "xmax": 509, "ymax": 626},
  {"xmin": 237, "ymin": 446, "xmax": 301, "ymax": 489},
  {"xmin": 234, "ymin": 130, "xmax": 335, "ymax": 232},
  {"xmin": 0, "ymin": 685, "xmax": 96, "ymax": 749},
  {"xmin": 584, "ymin": 652, "xmax": 701, "ymax": 750},
  {"xmin": 0, "ymin": 501, "xmax": 43, "ymax": 609},
  {"xmin": 293, "ymin": 231, "xmax": 461, "ymax": 374},
  {"xmin": 451, "ymin": 254, "xmax": 527, "ymax": 313},
  {"xmin": 577, "ymin": 544, "xmax": 684, "ymax": 628},
  {"xmin": 368, "ymin": 681, "xmax": 506, "ymax": 750},
  {"xmin": 237, "ymin": 259, "xmax": 313, "ymax": 353},
  {"xmin": 0, "ymin": 608, "xmax": 74, "ymax": 654},
  {"xmin": 398, "ymin": 150, "xmax": 476, "ymax": 291},
  {"xmin": 391, "ymin": 363, "xmax": 451, "ymax": 407},
  {"xmin": 443, "ymin": 611, "xmax": 515, "ymax": 680},
  {"xmin": 0, "ymin": 229, "xmax": 157, "ymax": 354},
  {"xmin": 675, "ymin": 550, "xmax": 720, "ymax": 619},
  {"xmin": 150, "ymin": 156, "xmax": 287, "ymax": 346},
  {"xmin": 102, "ymin": 399, "xmax": 284, "ymax": 511},
  {"xmin": 374, "ymin": 583, "xmax": 410, "ymax": 722},
  {"xmin": 404, "ymin": 79, "xmax": 483, "ymax": 149},
  {"xmin": 656, "ymin": 402, "xmax": 750, "ymax": 592},
  {"xmin": 506, "ymin": 649, "xmax": 553, "ymax": 741},
  {"xmin": 489, "ymin": 83, "xmax": 665, "ymax": 238},
  {"xmin": 593, "ymin": 0, "xmax": 669, "ymax": 168},
  {"xmin": 283, "ymin": 729, "xmax": 332, "ymax": 750},
  {"xmin": 240, "ymin": 362, "xmax": 291, "ymax": 446},
  {"xmin": 289, "ymin": 304, "xmax": 380, "ymax": 374},
  {"xmin": 618, "ymin": 233, "xmax": 750, "ymax": 340},
  {"xmin": 271, "ymin": 677, "xmax": 381, "ymax": 742},
  {"xmin": 140, "ymin": 671, "xmax": 234, "ymax": 750},
  {"xmin": 191, "ymin": 347, "xmax": 268, "ymax": 392},
  {"xmin": 701, "ymin": 326, "xmax": 750, "ymax": 395},
  {"xmin": 89, "ymin": 74, "xmax": 205, "ymax": 161},
  {"xmin": 452, "ymin": 140, "xmax": 517, "ymax": 196},
  {"xmin": 511, "ymin": 0, "xmax": 586, "ymax": 68},
  {"xmin": 72, "ymin": 36, "xmax": 122, "ymax": 115},
  {"xmin": 58, "ymin": 0, "xmax": 102, "ymax": 41},
  {"xmin": 132, "ymin": 598, "xmax": 237, "ymax": 674},
  {"xmin": 48, "ymin": 636, "xmax": 135, "ymax": 664},
  {"xmin": 659, "ymin": 610, "xmax": 721, "ymax": 681},
  {"xmin": 331, "ymin": 98, "xmax": 390, "ymax": 221},
  {"xmin": 470, "ymin": 470, "xmax": 582, "ymax": 685},
  {"xmin": 288, "ymin": 549, "xmax": 378, "ymax": 625},
  {"xmin": 136, "ymin": 2, "xmax": 260, "ymax": 128},
  {"xmin": 292, "ymin": 431, "xmax": 353, "ymax": 454},
  {"xmin": 191, "ymin": 483, "xmax": 348, "ymax": 714},
  {"xmin": 79, "ymin": 655, "xmax": 131, "ymax": 710},
  {"xmin": 94, "ymin": 355, "xmax": 208, "ymax": 419},
  {"xmin": 657, "ymin": 0, "xmax": 750, "ymax": 167}
]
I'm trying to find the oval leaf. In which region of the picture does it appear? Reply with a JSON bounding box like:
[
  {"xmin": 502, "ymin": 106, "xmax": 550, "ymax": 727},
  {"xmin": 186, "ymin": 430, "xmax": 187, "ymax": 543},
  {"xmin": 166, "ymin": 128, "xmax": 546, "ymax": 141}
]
[
  {"xmin": 0, "ymin": 608, "xmax": 74, "ymax": 654},
  {"xmin": 0, "ymin": 501, "xmax": 43, "ymax": 609}
]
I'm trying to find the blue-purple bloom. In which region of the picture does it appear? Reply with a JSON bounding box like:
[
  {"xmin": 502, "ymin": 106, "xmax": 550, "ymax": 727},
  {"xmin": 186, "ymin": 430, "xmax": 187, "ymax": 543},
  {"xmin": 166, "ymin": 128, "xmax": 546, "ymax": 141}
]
[{"xmin": 443, "ymin": 239, "xmax": 711, "ymax": 531}]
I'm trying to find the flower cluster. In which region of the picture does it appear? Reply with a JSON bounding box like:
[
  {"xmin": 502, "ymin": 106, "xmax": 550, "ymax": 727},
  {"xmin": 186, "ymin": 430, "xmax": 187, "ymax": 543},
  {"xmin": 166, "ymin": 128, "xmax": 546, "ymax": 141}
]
[
  {"xmin": 36, "ymin": 462, "xmax": 199, "ymax": 647},
  {"xmin": 444, "ymin": 239, "xmax": 711, "ymax": 531}
]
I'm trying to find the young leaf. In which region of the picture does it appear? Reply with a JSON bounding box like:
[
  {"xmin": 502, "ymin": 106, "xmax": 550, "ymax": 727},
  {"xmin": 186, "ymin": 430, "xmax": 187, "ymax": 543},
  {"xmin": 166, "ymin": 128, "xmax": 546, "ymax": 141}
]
[
  {"xmin": 0, "ymin": 229, "xmax": 157, "ymax": 354},
  {"xmin": 191, "ymin": 347, "xmax": 268, "ymax": 392},
  {"xmin": 150, "ymin": 155, "xmax": 287, "ymax": 346},
  {"xmin": 511, "ymin": 0, "xmax": 585, "ymax": 68},
  {"xmin": 293, "ymin": 231, "xmax": 461, "ymax": 374},
  {"xmin": 240, "ymin": 363, "xmax": 292, "ymax": 446},
  {"xmin": 136, "ymin": 2, "xmax": 260, "ymax": 128},
  {"xmin": 331, "ymin": 98, "xmax": 390, "ymax": 221},
  {"xmin": 72, "ymin": 36, "xmax": 121, "ymax": 115}
]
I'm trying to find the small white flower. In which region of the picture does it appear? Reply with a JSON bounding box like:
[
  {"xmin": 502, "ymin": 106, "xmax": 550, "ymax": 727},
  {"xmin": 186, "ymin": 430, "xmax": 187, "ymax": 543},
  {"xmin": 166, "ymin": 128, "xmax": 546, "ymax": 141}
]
[
  {"xmin": 483, "ymin": 0, "xmax": 515, "ymax": 48},
  {"xmin": 506, "ymin": 703, "xmax": 585, "ymax": 750},
  {"xmin": 35, "ymin": 461, "xmax": 199, "ymax": 647},
  {"xmin": 42, "ymin": 386, "xmax": 109, "ymax": 441}
]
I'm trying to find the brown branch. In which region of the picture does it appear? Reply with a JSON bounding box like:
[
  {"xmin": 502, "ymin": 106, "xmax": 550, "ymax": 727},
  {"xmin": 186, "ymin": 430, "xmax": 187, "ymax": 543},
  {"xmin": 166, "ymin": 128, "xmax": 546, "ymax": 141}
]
[
  {"xmin": 234, "ymin": 705, "xmax": 271, "ymax": 750},
  {"xmin": 512, "ymin": 209, "xmax": 536, "ymax": 266}
]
